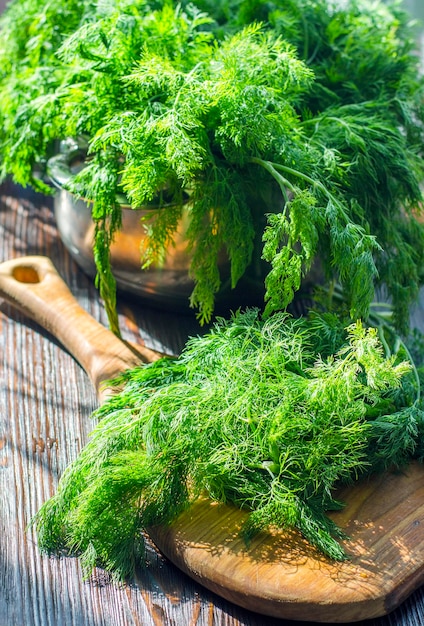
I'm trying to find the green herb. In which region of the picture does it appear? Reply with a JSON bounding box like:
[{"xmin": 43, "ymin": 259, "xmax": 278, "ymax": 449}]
[
  {"xmin": 0, "ymin": 1, "xmax": 423, "ymax": 331},
  {"xmin": 32, "ymin": 309, "xmax": 424, "ymax": 579}
]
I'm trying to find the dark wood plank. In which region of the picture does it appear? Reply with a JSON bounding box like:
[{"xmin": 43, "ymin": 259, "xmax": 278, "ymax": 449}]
[{"xmin": 2, "ymin": 180, "xmax": 424, "ymax": 625}]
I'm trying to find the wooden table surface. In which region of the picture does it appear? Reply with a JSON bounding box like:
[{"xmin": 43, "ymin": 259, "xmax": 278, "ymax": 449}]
[{"xmin": 2, "ymin": 180, "xmax": 424, "ymax": 626}]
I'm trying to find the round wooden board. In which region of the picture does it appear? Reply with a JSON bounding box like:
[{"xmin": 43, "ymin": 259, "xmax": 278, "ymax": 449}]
[{"xmin": 150, "ymin": 461, "xmax": 424, "ymax": 622}]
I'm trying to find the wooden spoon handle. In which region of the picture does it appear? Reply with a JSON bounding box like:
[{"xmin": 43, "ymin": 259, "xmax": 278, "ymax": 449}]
[{"xmin": 0, "ymin": 256, "xmax": 161, "ymax": 397}]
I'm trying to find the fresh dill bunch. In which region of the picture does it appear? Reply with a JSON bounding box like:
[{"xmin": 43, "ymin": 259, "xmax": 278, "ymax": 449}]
[
  {"xmin": 0, "ymin": 0, "xmax": 424, "ymax": 331},
  {"xmin": 55, "ymin": 12, "xmax": 317, "ymax": 325},
  {"xmin": 32, "ymin": 309, "xmax": 423, "ymax": 579}
]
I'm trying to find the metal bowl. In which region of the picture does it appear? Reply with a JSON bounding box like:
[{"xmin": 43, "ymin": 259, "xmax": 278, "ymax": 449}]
[{"xmin": 48, "ymin": 143, "xmax": 265, "ymax": 312}]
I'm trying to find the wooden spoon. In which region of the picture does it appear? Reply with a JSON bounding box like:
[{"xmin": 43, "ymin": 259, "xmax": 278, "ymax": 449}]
[{"xmin": 1, "ymin": 255, "xmax": 424, "ymax": 623}]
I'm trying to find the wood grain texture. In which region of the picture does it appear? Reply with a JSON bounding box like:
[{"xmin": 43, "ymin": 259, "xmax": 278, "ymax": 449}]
[
  {"xmin": 2, "ymin": 181, "xmax": 424, "ymax": 625},
  {"xmin": 149, "ymin": 463, "xmax": 424, "ymax": 622}
]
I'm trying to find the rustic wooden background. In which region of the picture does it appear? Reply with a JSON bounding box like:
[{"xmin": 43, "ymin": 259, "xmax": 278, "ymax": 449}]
[{"xmin": 2, "ymin": 181, "xmax": 424, "ymax": 626}]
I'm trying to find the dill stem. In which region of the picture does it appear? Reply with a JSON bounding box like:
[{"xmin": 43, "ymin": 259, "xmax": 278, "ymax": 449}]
[
  {"xmin": 249, "ymin": 156, "xmax": 344, "ymax": 213},
  {"xmin": 248, "ymin": 156, "xmax": 295, "ymax": 202}
]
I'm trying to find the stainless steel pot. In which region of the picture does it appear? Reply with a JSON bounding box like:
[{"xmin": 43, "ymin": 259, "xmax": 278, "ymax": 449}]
[{"xmin": 47, "ymin": 142, "xmax": 265, "ymax": 312}]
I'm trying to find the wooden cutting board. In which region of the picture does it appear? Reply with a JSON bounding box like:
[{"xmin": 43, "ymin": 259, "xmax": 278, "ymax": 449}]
[{"xmin": 1, "ymin": 255, "xmax": 424, "ymax": 623}]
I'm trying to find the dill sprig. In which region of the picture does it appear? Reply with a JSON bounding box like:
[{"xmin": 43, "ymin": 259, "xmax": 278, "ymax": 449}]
[{"xmin": 32, "ymin": 310, "xmax": 424, "ymax": 579}]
